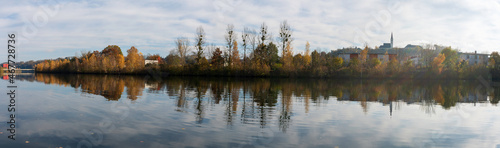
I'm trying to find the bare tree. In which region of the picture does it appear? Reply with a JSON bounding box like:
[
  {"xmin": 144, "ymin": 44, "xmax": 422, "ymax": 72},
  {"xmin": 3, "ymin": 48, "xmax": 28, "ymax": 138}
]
[
  {"xmin": 206, "ymin": 43, "xmax": 218, "ymax": 60},
  {"xmin": 195, "ymin": 26, "xmax": 206, "ymax": 65},
  {"xmin": 259, "ymin": 22, "xmax": 269, "ymax": 45},
  {"xmin": 249, "ymin": 28, "xmax": 257, "ymax": 53},
  {"xmin": 175, "ymin": 37, "xmax": 190, "ymax": 65},
  {"xmin": 279, "ymin": 20, "xmax": 293, "ymax": 58},
  {"xmin": 421, "ymin": 44, "xmax": 438, "ymax": 68},
  {"xmin": 225, "ymin": 24, "xmax": 237, "ymax": 65},
  {"xmin": 242, "ymin": 27, "xmax": 251, "ymax": 67}
]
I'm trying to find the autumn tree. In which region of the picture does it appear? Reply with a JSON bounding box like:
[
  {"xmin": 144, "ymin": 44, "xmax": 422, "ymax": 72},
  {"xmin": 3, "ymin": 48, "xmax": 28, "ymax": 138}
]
[
  {"xmin": 304, "ymin": 41, "xmax": 312, "ymax": 67},
  {"xmin": 440, "ymin": 47, "xmax": 458, "ymax": 71},
  {"xmin": 266, "ymin": 42, "xmax": 280, "ymax": 70},
  {"xmin": 490, "ymin": 52, "xmax": 500, "ymax": 69},
  {"xmin": 489, "ymin": 58, "xmax": 496, "ymax": 68},
  {"xmin": 310, "ymin": 50, "xmax": 320, "ymax": 75},
  {"xmin": 401, "ymin": 60, "xmax": 414, "ymax": 73},
  {"xmin": 329, "ymin": 57, "xmax": 343, "ymax": 73},
  {"xmin": 125, "ymin": 46, "xmax": 145, "ymax": 73},
  {"xmin": 231, "ymin": 41, "xmax": 241, "ymax": 70},
  {"xmin": 421, "ymin": 44, "xmax": 439, "ymax": 68},
  {"xmin": 225, "ymin": 24, "xmax": 237, "ymax": 66},
  {"xmin": 250, "ymin": 44, "xmax": 271, "ymax": 76},
  {"xmin": 116, "ymin": 54, "xmax": 125, "ymax": 72},
  {"xmin": 71, "ymin": 57, "xmax": 80, "ymax": 72},
  {"xmin": 387, "ymin": 58, "xmax": 399, "ymax": 74},
  {"xmin": 281, "ymin": 42, "xmax": 294, "ymax": 73},
  {"xmin": 368, "ymin": 58, "xmax": 381, "ymax": 69},
  {"xmin": 490, "ymin": 52, "xmax": 500, "ymax": 79},
  {"xmin": 87, "ymin": 52, "xmax": 98, "ymax": 73},
  {"xmin": 146, "ymin": 54, "xmax": 161, "ymax": 60},
  {"xmin": 250, "ymin": 42, "xmax": 278, "ymax": 75},
  {"xmin": 102, "ymin": 45, "xmax": 125, "ymax": 72},
  {"xmin": 49, "ymin": 60, "xmax": 56, "ymax": 71},
  {"xmin": 432, "ymin": 53, "xmax": 446, "ymax": 74},
  {"xmin": 293, "ymin": 54, "xmax": 306, "ymax": 71},
  {"xmin": 165, "ymin": 52, "xmax": 183, "ymax": 68},
  {"xmin": 358, "ymin": 46, "xmax": 370, "ymax": 77},
  {"xmin": 348, "ymin": 58, "xmax": 360, "ymax": 74},
  {"xmin": 211, "ymin": 47, "xmax": 224, "ymax": 69},
  {"xmin": 360, "ymin": 46, "xmax": 369, "ymax": 64}
]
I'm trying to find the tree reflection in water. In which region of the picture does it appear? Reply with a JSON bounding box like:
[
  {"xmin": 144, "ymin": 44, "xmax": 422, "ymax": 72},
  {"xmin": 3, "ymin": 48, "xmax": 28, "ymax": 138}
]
[{"xmin": 33, "ymin": 74, "xmax": 499, "ymax": 132}]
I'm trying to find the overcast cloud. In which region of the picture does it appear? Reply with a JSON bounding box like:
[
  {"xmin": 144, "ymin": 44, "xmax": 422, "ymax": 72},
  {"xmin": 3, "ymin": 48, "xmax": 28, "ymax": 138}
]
[{"xmin": 1, "ymin": 0, "xmax": 499, "ymax": 61}]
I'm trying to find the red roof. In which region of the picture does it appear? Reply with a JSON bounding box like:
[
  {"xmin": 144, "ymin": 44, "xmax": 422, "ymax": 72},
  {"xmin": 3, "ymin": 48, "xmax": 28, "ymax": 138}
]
[{"xmin": 2, "ymin": 64, "xmax": 7, "ymax": 68}]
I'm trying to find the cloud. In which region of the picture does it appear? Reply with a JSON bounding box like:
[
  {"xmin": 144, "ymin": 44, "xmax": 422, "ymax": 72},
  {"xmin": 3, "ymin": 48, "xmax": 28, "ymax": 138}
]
[{"xmin": 1, "ymin": 0, "xmax": 499, "ymax": 61}]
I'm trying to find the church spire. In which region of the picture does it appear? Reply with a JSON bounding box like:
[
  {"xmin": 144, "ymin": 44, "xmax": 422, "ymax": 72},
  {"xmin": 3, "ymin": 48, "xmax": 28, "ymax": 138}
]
[
  {"xmin": 390, "ymin": 32, "xmax": 393, "ymax": 48},
  {"xmin": 391, "ymin": 32, "xmax": 394, "ymax": 48}
]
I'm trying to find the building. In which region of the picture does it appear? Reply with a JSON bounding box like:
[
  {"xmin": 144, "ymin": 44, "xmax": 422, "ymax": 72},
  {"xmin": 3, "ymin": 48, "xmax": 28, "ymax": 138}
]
[
  {"xmin": 403, "ymin": 55, "xmax": 420, "ymax": 66},
  {"xmin": 379, "ymin": 33, "xmax": 393, "ymax": 49},
  {"xmin": 145, "ymin": 60, "xmax": 159, "ymax": 65},
  {"xmin": 338, "ymin": 51, "xmax": 397, "ymax": 63},
  {"xmin": 404, "ymin": 44, "xmax": 422, "ymax": 50},
  {"xmin": 339, "ymin": 33, "xmax": 397, "ymax": 63},
  {"xmin": 458, "ymin": 51, "xmax": 489, "ymax": 65},
  {"xmin": 370, "ymin": 51, "xmax": 397, "ymax": 62},
  {"xmin": 338, "ymin": 52, "xmax": 358, "ymax": 63}
]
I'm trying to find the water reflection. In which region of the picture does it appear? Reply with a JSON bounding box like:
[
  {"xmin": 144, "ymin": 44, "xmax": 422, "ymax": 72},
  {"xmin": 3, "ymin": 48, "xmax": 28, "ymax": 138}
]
[
  {"xmin": 32, "ymin": 74, "xmax": 499, "ymax": 129},
  {"xmin": 3, "ymin": 74, "xmax": 499, "ymax": 147}
]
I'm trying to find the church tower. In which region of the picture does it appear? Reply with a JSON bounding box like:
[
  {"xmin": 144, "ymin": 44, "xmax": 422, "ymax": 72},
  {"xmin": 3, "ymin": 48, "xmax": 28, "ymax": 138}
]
[{"xmin": 390, "ymin": 32, "xmax": 393, "ymax": 48}]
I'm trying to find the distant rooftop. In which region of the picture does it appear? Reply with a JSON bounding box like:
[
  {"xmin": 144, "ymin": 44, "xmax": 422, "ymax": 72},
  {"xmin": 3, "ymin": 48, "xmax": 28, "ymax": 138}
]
[
  {"xmin": 338, "ymin": 49, "xmax": 397, "ymax": 55},
  {"xmin": 458, "ymin": 52, "xmax": 489, "ymax": 55}
]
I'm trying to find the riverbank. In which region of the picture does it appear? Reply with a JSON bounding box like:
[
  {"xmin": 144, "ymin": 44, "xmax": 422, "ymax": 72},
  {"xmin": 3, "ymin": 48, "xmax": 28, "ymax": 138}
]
[{"xmin": 35, "ymin": 67, "xmax": 495, "ymax": 81}]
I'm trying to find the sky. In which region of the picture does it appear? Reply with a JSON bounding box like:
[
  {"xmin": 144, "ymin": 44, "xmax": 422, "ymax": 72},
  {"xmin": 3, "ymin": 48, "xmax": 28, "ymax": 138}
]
[{"xmin": 1, "ymin": 0, "xmax": 499, "ymax": 61}]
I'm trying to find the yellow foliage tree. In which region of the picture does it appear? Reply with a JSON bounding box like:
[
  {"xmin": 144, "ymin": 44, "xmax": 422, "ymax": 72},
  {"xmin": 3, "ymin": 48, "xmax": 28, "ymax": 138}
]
[
  {"xmin": 360, "ymin": 46, "xmax": 369, "ymax": 63},
  {"xmin": 125, "ymin": 46, "xmax": 145, "ymax": 73},
  {"xmin": 116, "ymin": 54, "xmax": 125, "ymax": 71},
  {"xmin": 304, "ymin": 41, "xmax": 311, "ymax": 67},
  {"xmin": 231, "ymin": 41, "xmax": 241, "ymax": 70},
  {"xmin": 88, "ymin": 54, "xmax": 97, "ymax": 73},
  {"xmin": 432, "ymin": 53, "xmax": 446, "ymax": 74},
  {"xmin": 282, "ymin": 41, "xmax": 294, "ymax": 73}
]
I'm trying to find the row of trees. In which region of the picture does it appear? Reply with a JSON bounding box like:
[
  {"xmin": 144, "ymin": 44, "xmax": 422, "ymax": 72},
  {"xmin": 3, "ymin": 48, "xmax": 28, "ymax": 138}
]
[
  {"xmin": 34, "ymin": 20, "xmax": 496, "ymax": 79},
  {"xmin": 490, "ymin": 52, "xmax": 500, "ymax": 80},
  {"xmin": 160, "ymin": 21, "xmax": 493, "ymax": 79},
  {"xmin": 162, "ymin": 21, "xmax": 296, "ymax": 76},
  {"xmin": 160, "ymin": 21, "xmax": 350, "ymax": 77},
  {"xmin": 35, "ymin": 45, "xmax": 146, "ymax": 74}
]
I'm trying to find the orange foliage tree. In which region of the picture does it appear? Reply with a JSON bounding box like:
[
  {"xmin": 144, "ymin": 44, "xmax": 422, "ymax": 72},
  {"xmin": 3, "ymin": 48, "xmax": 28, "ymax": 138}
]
[
  {"xmin": 432, "ymin": 53, "xmax": 446, "ymax": 74},
  {"xmin": 125, "ymin": 46, "xmax": 145, "ymax": 73}
]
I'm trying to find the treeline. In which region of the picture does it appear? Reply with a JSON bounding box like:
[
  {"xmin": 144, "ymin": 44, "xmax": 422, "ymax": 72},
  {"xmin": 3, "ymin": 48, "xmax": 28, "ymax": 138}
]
[
  {"xmin": 146, "ymin": 21, "xmax": 493, "ymax": 79},
  {"xmin": 490, "ymin": 52, "xmax": 500, "ymax": 80},
  {"xmin": 34, "ymin": 20, "xmax": 497, "ymax": 79},
  {"xmin": 36, "ymin": 45, "xmax": 147, "ymax": 74}
]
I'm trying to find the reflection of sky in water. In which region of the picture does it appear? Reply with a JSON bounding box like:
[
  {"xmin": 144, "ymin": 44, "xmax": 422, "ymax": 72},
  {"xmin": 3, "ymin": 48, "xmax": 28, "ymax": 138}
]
[{"xmin": 0, "ymin": 77, "xmax": 500, "ymax": 148}]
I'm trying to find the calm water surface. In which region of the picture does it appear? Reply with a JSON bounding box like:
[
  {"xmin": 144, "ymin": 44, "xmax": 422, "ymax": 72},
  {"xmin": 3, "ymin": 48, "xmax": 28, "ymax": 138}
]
[{"xmin": 1, "ymin": 74, "xmax": 500, "ymax": 148}]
